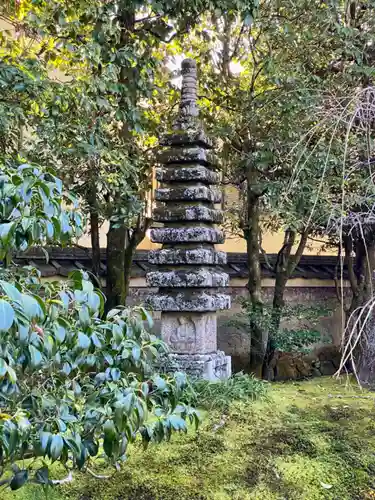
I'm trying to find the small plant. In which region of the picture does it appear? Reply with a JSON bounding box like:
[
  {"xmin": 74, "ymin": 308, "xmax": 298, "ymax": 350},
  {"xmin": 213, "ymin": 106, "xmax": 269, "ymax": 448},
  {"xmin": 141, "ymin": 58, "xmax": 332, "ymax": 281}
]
[
  {"xmin": 273, "ymin": 328, "xmax": 324, "ymax": 353},
  {"xmin": 227, "ymin": 299, "xmax": 333, "ymax": 354},
  {"xmin": 186, "ymin": 373, "xmax": 268, "ymax": 412}
]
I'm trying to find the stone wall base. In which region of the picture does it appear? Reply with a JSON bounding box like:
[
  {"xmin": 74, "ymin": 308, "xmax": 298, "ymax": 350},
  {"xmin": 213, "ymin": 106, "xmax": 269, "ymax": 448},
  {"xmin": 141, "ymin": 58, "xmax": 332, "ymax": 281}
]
[{"xmin": 159, "ymin": 351, "xmax": 232, "ymax": 381}]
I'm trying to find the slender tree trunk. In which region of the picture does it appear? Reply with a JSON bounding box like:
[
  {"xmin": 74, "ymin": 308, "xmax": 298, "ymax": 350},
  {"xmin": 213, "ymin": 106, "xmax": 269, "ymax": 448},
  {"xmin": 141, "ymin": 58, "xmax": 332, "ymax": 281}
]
[
  {"xmin": 90, "ymin": 210, "xmax": 101, "ymax": 278},
  {"xmin": 106, "ymin": 222, "xmax": 126, "ymax": 311},
  {"xmin": 271, "ymin": 229, "xmax": 296, "ymax": 334},
  {"xmin": 123, "ymin": 215, "xmax": 150, "ymax": 302},
  {"xmin": 271, "ymin": 229, "xmax": 308, "ymax": 334},
  {"xmin": 262, "ymin": 230, "xmax": 309, "ymax": 377},
  {"xmin": 272, "ymin": 275, "xmax": 288, "ymax": 333},
  {"xmin": 245, "ymin": 165, "xmax": 267, "ymax": 377},
  {"xmin": 88, "ymin": 180, "xmax": 101, "ymax": 278},
  {"xmin": 105, "ymin": 8, "xmax": 135, "ymax": 308},
  {"xmin": 344, "ymin": 236, "xmax": 375, "ymax": 385},
  {"xmin": 124, "ymin": 237, "xmax": 136, "ymax": 302}
]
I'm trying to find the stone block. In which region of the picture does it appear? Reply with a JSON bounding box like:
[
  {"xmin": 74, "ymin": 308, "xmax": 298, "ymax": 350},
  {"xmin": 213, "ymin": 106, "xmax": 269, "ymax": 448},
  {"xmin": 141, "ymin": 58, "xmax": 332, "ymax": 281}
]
[
  {"xmin": 156, "ymin": 166, "xmax": 220, "ymax": 184},
  {"xmin": 158, "ymin": 147, "xmax": 217, "ymax": 167},
  {"xmin": 146, "ymin": 290, "xmax": 231, "ymax": 312},
  {"xmin": 160, "ymin": 129, "xmax": 213, "ymax": 149},
  {"xmin": 162, "ymin": 351, "xmax": 232, "ymax": 380},
  {"xmin": 155, "ymin": 186, "xmax": 221, "ymax": 203},
  {"xmin": 153, "ymin": 205, "xmax": 223, "ymax": 223},
  {"xmin": 149, "ymin": 248, "xmax": 227, "ymax": 265},
  {"xmin": 146, "ymin": 269, "xmax": 229, "ymax": 287},
  {"xmin": 160, "ymin": 312, "xmax": 217, "ymax": 353},
  {"xmin": 150, "ymin": 227, "xmax": 224, "ymax": 244}
]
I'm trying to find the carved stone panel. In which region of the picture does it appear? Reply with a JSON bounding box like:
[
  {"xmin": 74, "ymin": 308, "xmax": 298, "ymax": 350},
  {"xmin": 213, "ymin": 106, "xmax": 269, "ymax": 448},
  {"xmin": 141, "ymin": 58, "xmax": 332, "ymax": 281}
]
[{"xmin": 161, "ymin": 312, "xmax": 217, "ymax": 354}]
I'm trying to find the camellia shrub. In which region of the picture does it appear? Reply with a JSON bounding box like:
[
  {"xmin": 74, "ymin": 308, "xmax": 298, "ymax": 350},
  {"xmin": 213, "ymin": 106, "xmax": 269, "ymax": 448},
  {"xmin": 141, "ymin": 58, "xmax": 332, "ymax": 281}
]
[{"xmin": 0, "ymin": 161, "xmax": 198, "ymax": 491}]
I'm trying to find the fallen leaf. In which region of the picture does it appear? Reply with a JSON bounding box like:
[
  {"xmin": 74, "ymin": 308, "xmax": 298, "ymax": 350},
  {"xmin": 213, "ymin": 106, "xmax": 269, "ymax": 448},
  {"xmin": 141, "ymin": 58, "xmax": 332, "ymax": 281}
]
[{"xmin": 320, "ymin": 482, "xmax": 333, "ymax": 489}]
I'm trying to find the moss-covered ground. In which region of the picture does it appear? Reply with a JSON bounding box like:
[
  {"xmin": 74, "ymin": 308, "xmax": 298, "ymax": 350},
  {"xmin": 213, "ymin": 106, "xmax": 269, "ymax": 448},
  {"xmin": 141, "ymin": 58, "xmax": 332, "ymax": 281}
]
[{"xmin": 6, "ymin": 376, "xmax": 375, "ymax": 500}]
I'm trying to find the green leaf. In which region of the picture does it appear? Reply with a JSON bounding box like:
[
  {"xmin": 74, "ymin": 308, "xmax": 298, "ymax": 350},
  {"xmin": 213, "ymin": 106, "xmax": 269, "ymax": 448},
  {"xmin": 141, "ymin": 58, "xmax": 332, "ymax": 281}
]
[
  {"xmin": 78, "ymin": 332, "xmax": 90, "ymax": 350},
  {"xmin": 123, "ymin": 393, "xmax": 135, "ymax": 415},
  {"xmin": 0, "ymin": 280, "xmax": 22, "ymax": 302},
  {"xmin": 50, "ymin": 435, "xmax": 64, "ymax": 461},
  {"xmin": 7, "ymin": 365, "xmax": 17, "ymax": 383},
  {"xmin": 83, "ymin": 439, "xmax": 99, "ymax": 457},
  {"xmin": 55, "ymin": 326, "xmax": 66, "ymax": 343},
  {"xmin": 0, "ymin": 359, "xmax": 7, "ymax": 378},
  {"xmin": 111, "ymin": 368, "xmax": 121, "ymax": 381},
  {"xmin": 87, "ymin": 291, "xmax": 100, "ymax": 312},
  {"xmin": 0, "ymin": 222, "xmax": 15, "ymax": 243},
  {"xmin": 168, "ymin": 415, "xmax": 187, "ymax": 432},
  {"xmin": 34, "ymin": 466, "xmax": 49, "ymax": 486},
  {"xmin": 0, "ymin": 300, "xmax": 15, "ymax": 331},
  {"xmin": 79, "ymin": 306, "xmax": 90, "ymax": 326},
  {"xmin": 132, "ymin": 345, "xmax": 141, "ymax": 362},
  {"xmin": 153, "ymin": 376, "xmax": 166, "ymax": 391},
  {"xmin": 91, "ymin": 333, "xmax": 102, "ymax": 348},
  {"xmin": 107, "ymin": 308, "xmax": 121, "ymax": 320},
  {"xmin": 59, "ymin": 291, "xmax": 70, "ymax": 310},
  {"xmin": 140, "ymin": 307, "xmax": 153, "ymax": 328},
  {"xmin": 10, "ymin": 470, "xmax": 28, "ymax": 490},
  {"xmin": 29, "ymin": 345, "xmax": 42, "ymax": 367},
  {"xmin": 114, "ymin": 404, "xmax": 124, "ymax": 430},
  {"xmin": 18, "ymin": 324, "xmax": 29, "ymax": 343},
  {"xmin": 20, "ymin": 294, "xmax": 43, "ymax": 320},
  {"xmin": 103, "ymin": 434, "xmax": 114, "ymax": 458},
  {"xmin": 112, "ymin": 324, "xmax": 123, "ymax": 344}
]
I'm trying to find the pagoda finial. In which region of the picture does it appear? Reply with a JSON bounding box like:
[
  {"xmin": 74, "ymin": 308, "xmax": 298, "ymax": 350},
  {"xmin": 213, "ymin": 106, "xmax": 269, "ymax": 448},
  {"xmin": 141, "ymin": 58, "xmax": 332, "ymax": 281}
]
[{"xmin": 174, "ymin": 58, "xmax": 199, "ymax": 129}]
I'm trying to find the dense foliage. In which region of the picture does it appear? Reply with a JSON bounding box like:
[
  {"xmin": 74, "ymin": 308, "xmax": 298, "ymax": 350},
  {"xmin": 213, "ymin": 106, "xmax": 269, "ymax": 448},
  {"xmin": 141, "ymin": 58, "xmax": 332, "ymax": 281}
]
[
  {"xmin": 0, "ymin": 0, "xmax": 259, "ymax": 307},
  {"xmin": 0, "ymin": 163, "xmax": 198, "ymax": 491},
  {"xmin": 0, "ymin": 161, "xmax": 82, "ymax": 262}
]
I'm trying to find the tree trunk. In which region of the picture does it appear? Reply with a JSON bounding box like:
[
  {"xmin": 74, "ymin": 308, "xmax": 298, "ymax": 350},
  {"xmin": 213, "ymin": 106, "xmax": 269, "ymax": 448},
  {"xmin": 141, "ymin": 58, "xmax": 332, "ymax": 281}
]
[
  {"xmin": 354, "ymin": 240, "xmax": 375, "ymax": 385},
  {"xmin": 123, "ymin": 215, "xmax": 150, "ymax": 302},
  {"xmin": 272, "ymin": 274, "xmax": 288, "ymax": 334},
  {"xmin": 271, "ymin": 229, "xmax": 308, "ymax": 334},
  {"xmin": 124, "ymin": 238, "xmax": 135, "ymax": 303},
  {"xmin": 106, "ymin": 222, "xmax": 126, "ymax": 311},
  {"xmin": 87, "ymin": 182, "xmax": 101, "ymax": 278},
  {"xmin": 90, "ymin": 210, "xmax": 101, "ymax": 278},
  {"xmin": 104, "ymin": 8, "xmax": 135, "ymax": 311},
  {"xmin": 245, "ymin": 182, "xmax": 267, "ymax": 378},
  {"xmin": 339, "ymin": 233, "xmax": 375, "ymax": 384}
]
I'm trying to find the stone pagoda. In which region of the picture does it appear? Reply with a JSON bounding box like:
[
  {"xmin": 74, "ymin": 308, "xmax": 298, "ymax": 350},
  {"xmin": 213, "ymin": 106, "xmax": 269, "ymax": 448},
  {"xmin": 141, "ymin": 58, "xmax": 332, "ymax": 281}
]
[{"xmin": 146, "ymin": 58, "xmax": 231, "ymax": 380}]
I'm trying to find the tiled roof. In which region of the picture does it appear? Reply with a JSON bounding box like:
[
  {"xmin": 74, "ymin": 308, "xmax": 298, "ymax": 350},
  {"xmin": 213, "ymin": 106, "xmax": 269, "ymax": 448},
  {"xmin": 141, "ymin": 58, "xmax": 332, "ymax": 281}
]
[{"xmin": 13, "ymin": 247, "xmax": 347, "ymax": 281}]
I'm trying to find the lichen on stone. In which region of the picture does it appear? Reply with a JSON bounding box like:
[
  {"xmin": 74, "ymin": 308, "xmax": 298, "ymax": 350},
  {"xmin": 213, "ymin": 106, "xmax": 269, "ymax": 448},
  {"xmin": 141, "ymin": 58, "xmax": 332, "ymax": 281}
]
[
  {"xmin": 150, "ymin": 227, "xmax": 225, "ymax": 244},
  {"xmin": 153, "ymin": 205, "xmax": 223, "ymax": 223},
  {"xmin": 146, "ymin": 269, "xmax": 229, "ymax": 287},
  {"xmin": 155, "ymin": 186, "xmax": 221, "ymax": 203},
  {"xmin": 149, "ymin": 248, "xmax": 227, "ymax": 265},
  {"xmin": 155, "ymin": 166, "xmax": 220, "ymax": 184}
]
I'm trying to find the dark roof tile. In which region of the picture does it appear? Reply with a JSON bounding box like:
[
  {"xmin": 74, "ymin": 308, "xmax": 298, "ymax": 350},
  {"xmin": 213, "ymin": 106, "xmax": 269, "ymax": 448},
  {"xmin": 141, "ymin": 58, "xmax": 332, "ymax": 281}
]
[{"xmin": 13, "ymin": 247, "xmax": 347, "ymax": 281}]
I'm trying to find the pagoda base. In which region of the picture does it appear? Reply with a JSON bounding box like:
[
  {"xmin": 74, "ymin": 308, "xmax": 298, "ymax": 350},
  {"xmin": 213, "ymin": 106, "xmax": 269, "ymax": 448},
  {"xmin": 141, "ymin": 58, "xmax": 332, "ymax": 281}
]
[{"xmin": 160, "ymin": 351, "xmax": 232, "ymax": 381}]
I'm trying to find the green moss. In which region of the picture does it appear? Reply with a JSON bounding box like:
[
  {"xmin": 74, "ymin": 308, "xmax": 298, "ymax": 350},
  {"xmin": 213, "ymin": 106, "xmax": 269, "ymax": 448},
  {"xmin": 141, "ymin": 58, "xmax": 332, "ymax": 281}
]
[{"xmin": 5, "ymin": 377, "xmax": 375, "ymax": 500}]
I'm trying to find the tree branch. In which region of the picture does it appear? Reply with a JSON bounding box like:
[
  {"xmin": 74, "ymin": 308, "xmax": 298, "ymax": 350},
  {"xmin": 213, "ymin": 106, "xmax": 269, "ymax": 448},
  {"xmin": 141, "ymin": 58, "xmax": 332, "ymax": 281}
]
[
  {"xmin": 344, "ymin": 236, "xmax": 359, "ymax": 295},
  {"xmin": 286, "ymin": 230, "xmax": 309, "ymax": 276}
]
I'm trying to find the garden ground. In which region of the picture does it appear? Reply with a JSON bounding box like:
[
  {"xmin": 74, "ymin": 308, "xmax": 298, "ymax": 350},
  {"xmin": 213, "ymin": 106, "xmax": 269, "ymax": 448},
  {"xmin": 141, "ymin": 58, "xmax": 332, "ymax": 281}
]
[{"xmin": 7, "ymin": 376, "xmax": 375, "ymax": 500}]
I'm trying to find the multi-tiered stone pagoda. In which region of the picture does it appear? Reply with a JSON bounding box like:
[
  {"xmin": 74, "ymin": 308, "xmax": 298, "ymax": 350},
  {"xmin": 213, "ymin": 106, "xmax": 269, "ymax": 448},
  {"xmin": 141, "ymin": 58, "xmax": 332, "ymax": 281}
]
[{"xmin": 146, "ymin": 58, "xmax": 231, "ymax": 380}]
